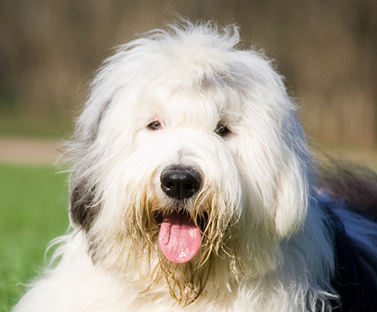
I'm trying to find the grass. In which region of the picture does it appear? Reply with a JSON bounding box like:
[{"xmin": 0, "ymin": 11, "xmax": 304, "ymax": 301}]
[{"xmin": 0, "ymin": 163, "xmax": 69, "ymax": 312}]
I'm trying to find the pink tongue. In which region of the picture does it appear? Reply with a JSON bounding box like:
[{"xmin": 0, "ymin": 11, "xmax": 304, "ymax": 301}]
[{"xmin": 158, "ymin": 211, "xmax": 202, "ymax": 263}]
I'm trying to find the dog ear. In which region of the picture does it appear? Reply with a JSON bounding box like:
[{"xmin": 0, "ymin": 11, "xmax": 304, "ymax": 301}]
[
  {"xmin": 70, "ymin": 178, "xmax": 100, "ymax": 232},
  {"xmin": 67, "ymin": 96, "xmax": 111, "ymax": 232},
  {"xmin": 273, "ymin": 124, "xmax": 313, "ymax": 239},
  {"xmin": 274, "ymin": 164, "xmax": 310, "ymax": 238}
]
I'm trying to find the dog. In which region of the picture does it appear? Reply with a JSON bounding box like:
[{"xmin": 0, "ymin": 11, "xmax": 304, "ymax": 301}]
[{"xmin": 13, "ymin": 21, "xmax": 377, "ymax": 312}]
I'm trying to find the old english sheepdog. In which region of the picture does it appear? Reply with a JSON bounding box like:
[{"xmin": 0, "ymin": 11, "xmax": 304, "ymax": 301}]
[{"xmin": 14, "ymin": 22, "xmax": 377, "ymax": 312}]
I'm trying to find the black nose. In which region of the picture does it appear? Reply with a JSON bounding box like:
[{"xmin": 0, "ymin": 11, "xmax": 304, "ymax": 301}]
[{"xmin": 160, "ymin": 166, "xmax": 202, "ymax": 200}]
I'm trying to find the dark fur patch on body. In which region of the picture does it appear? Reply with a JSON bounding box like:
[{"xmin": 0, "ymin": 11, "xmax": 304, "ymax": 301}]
[
  {"xmin": 317, "ymin": 159, "xmax": 377, "ymax": 311},
  {"xmin": 324, "ymin": 204, "xmax": 377, "ymax": 312}
]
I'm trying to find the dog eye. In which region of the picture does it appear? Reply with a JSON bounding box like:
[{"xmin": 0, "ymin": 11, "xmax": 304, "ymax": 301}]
[
  {"xmin": 148, "ymin": 121, "xmax": 162, "ymax": 131},
  {"xmin": 215, "ymin": 123, "xmax": 230, "ymax": 137}
]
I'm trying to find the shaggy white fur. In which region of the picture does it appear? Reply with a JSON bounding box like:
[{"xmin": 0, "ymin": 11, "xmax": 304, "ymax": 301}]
[{"xmin": 13, "ymin": 21, "xmax": 377, "ymax": 312}]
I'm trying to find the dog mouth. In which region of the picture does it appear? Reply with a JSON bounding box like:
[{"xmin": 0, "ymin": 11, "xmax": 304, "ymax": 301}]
[{"xmin": 155, "ymin": 210, "xmax": 206, "ymax": 264}]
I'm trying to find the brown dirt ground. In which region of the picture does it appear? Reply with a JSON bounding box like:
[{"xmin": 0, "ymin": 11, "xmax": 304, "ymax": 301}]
[{"xmin": 0, "ymin": 137, "xmax": 63, "ymax": 165}]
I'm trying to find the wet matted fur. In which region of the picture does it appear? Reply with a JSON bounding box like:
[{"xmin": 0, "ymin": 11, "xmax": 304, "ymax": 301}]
[{"xmin": 13, "ymin": 21, "xmax": 377, "ymax": 312}]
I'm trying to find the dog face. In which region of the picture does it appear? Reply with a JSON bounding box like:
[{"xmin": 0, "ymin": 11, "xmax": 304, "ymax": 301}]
[{"xmin": 68, "ymin": 22, "xmax": 314, "ymax": 305}]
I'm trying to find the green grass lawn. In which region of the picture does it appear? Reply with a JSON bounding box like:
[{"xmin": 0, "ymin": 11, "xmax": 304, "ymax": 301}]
[{"xmin": 0, "ymin": 163, "xmax": 69, "ymax": 312}]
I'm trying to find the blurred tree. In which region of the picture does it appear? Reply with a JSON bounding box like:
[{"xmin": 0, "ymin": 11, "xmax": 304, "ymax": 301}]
[{"xmin": 0, "ymin": 0, "xmax": 376, "ymax": 147}]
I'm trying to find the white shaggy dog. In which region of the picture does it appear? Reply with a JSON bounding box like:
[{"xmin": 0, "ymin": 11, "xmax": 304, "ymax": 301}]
[{"xmin": 14, "ymin": 22, "xmax": 377, "ymax": 312}]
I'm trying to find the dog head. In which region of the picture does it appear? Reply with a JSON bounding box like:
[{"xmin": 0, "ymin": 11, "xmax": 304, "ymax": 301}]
[{"xmin": 67, "ymin": 21, "xmax": 314, "ymax": 305}]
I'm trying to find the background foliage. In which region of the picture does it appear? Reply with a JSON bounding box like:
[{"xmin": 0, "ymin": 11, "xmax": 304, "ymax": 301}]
[{"xmin": 0, "ymin": 0, "xmax": 376, "ymax": 146}]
